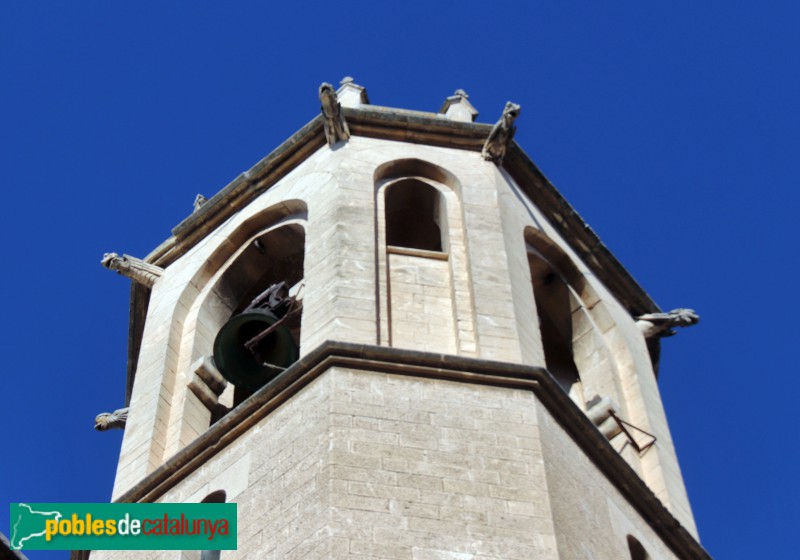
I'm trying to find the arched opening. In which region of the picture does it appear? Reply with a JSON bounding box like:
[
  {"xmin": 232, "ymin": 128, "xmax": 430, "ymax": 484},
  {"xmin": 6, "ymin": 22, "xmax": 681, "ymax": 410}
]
[
  {"xmin": 213, "ymin": 224, "xmax": 305, "ymax": 412},
  {"xmin": 528, "ymin": 249, "xmax": 581, "ymax": 395},
  {"xmin": 196, "ymin": 490, "xmax": 227, "ymax": 560},
  {"xmin": 385, "ymin": 179, "xmax": 444, "ymax": 252},
  {"xmin": 219, "ymin": 224, "xmax": 305, "ymax": 317},
  {"xmin": 374, "ymin": 157, "xmax": 460, "ymax": 192},
  {"xmin": 201, "ymin": 490, "xmax": 227, "ymax": 503},
  {"xmin": 155, "ymin": 202, "xmax": 309, "ymax": 461},
  {"xmin": 374, "ymin": 159, "xmax": 474, "ymax": 355},
  {"xmin": 627, "ymin": 535, "xmax": 650, "ymax": 560},
  {"xmin": 524, "ymin": 227, "xmax": 612, "ymax": 408}
]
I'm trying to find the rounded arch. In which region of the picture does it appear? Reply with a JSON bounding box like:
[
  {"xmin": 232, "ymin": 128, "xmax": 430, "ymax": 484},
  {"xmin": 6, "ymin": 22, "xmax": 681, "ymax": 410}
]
[
  {"xmin": 384, "ymin": 179, "xmax": 446, "ymax": 252},
  {"xmin": 374, "ymin": 157, "xmax": 461, "ymax": 195},
  {"xmin": 626, "ymin": 535, "xmax": 650, "ymax": 560},
  {"xmin": 374, "ymin": 159, "xmax": 463, "ymax": 257},
  {"xmin": 159, "ymin": 200, "xmax": 308, "ymax": 455},
  {"xmin": 198, "ymin": 490, "xmax": 226, "ymax": 559},
  {"xmin": 203, "ymin": 220, "xmax": 306, "ymax": 317},
  {"xmin": 190, "ymin": 218, "xmax": 307, "ymax": 410},
  {"xmin": 189, "ymin": 199, "xmax": 308, "ymax": 289},
  {"xmin": 523, "ymin": 226, "xmax": 618, "ymax": 409},
  {"xmin": 524, "ymin": 227, "xmax": 593, "ymax": 300},
  {"xmin": 373, "ymin": 158, "xmax": 476, "ymax": 355},
  {"xmin": 180, "ymin": 200, "xmax": 308, "ymax": 369},
  {"xmin": 200, "ymin": 489, "xmax": 227, "ymax": 503}
]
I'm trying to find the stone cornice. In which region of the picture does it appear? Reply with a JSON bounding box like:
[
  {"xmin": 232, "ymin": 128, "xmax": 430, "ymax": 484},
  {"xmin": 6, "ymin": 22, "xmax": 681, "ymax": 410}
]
[{"xmin": 115, "ymin": 342, "xmax": 709, "ymax": 560}]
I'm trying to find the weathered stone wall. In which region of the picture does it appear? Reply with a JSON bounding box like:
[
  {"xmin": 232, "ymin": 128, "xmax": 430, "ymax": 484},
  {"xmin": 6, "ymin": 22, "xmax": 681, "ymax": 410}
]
[
  {"xmin": 101, "ymin": 368, "xmax": 562, "ymax": 559},
  {"xmin": 538, "ymin": 401, "xmax": 684, "ymax": 559},
  {"xmin": 388, "ymin": 253, "xmax": 456, "ymax": 353},
  {"xmin": 323, "ymin": 368, "xmax": 557, "ymax": 559},
  {"xmin": 97, "ymin": 366, "xmax": 694, "ymax": 559},
  {"xmin": 95, "ymin": 370, "xmax": 332, "ymax": 560}
]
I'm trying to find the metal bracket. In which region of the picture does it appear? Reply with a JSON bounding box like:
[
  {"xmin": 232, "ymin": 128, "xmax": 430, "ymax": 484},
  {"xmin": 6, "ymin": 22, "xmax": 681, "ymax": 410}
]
[{"xmin": 610, "ymin": 411, "xmax": 657, "ymax": 455}]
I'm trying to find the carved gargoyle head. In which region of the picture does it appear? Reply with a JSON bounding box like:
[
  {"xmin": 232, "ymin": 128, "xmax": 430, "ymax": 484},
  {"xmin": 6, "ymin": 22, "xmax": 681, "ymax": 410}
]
[
  {"xmin": 101, "ymin": 252, "xmax": 129, "ymax": 273},
  {"xmin": 636, "ymin": 308, "xmax": 700, "ymax": 338},
  {"xmin": 671, "ymin": 308, "xmax": 700, "ymax": 327},
  {"xmin": 502, "ymin": 102, "xmax": 521, "ymax": 125},
  {"xmin": 94, "ymin": 408, "xmax": 128, "ymax": 431},
  {"xmin": 100, "ymin": 252, "xmax": 118, "ymax": 268},
  {"xmin": 319, "ymin": 82, "xmax": 335, "ymax": 98},
  {"xmin": 94, "ymin": 413, "xmax": 114, "ymax": 431}
]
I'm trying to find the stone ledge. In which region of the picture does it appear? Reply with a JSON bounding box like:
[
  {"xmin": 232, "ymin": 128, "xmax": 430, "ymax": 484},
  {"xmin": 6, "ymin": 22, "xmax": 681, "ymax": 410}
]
[{"xmin": 114, "ymin": 341, "xmax": 709, "ymax": 560}]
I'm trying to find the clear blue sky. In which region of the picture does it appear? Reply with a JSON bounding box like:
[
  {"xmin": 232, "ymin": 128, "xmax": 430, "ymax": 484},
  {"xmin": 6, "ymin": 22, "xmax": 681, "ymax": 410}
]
[{"xmin": 1, "ymin": 2, "xmax": 797, "ymax": 558}]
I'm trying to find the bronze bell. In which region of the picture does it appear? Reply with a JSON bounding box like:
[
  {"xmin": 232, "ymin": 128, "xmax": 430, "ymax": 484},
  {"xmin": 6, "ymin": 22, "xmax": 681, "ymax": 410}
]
[{"xmin": 212, "ymin": 296, "xmax": 299, "ymax": 392}]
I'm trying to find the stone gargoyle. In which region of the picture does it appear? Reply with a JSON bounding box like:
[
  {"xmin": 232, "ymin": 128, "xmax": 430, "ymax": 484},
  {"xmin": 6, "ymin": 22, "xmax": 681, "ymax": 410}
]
[
  {"xmin": 636, "ymin": 308, "xmax": 700, "ymax": 338},
  {"xmin": 101, "ymin": 252, "xmax": 163, "ymax": 288},
  {"xmin": 319, "ymin": 82, "xmax": 350, "ymax": 146},
  {"xmin": 94, "ymin": 407, "xmax": 129, "ymax": 431},
  {"xmin": 482, "ymin": 101, "xmax": 521, "ymax": 164}
]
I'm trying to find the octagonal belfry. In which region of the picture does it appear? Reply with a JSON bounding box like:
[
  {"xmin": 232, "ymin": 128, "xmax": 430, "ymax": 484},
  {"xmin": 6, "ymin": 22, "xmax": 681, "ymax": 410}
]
[{"xmin": 94, "ymin": 80, "xmax": 708, "ymax": 559}]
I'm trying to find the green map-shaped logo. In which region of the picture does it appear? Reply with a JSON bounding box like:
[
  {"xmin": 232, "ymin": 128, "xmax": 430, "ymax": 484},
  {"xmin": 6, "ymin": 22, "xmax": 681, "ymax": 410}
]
[{"xmin": 9, "ymin": 503, "xmax": 62, "ymax": 550}]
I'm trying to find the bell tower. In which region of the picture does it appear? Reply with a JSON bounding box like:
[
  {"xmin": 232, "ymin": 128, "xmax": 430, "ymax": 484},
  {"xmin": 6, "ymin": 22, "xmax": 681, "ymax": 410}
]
[{"xmin": 95, "ymin": 79, "xmax": 708, "ymax": 559}]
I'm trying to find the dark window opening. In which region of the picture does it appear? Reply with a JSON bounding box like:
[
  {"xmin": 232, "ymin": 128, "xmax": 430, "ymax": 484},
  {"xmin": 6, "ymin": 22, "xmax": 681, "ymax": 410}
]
[
  {"xmin": 529, "ymin": 251, "xmax": 581, "ymax": 394},
  {"xmin": 627, "ymin": 535, "xmax": 650, "ymax": 560},
  {"xmin": 201, "ymin": 490, "xmax": 226, "ymax": 504},
  {"xmin": 385, "ymin": 179, "xmax": 443, "ymax": 252},
  {"xmin": 195, "ymin": 491, "xmax": 227, "ymax": 560}
]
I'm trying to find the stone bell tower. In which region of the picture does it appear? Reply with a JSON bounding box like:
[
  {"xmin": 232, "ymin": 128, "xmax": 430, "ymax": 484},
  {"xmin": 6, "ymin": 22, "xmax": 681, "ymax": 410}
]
[{"xmin": 95, "ymin": 78, "xmax": 709, "ymax": 559}]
